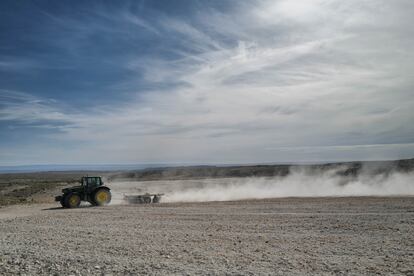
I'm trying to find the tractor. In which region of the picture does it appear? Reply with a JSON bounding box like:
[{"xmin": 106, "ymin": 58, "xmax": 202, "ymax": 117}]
[{"xmin": 55, "ymin": 176, "xmax": 111, "ymax": 208}]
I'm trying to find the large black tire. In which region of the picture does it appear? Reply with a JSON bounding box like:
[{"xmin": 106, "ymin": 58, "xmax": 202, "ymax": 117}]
[
  {"xmin": 60, "ymin": 196, "xmax": 66, "ymax": 208},
  {"xmin": 93, "ymin": 188, "xmax": 111, "ymax": 206},
  {"xmin": 64, "ymin": 193, "xmax": 81, "ymax": 208}
]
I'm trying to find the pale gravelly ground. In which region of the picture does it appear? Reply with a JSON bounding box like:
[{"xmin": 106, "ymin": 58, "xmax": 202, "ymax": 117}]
[{"xmin": 0, "ymin": 197, "xmax": 413, "ymax": 275}]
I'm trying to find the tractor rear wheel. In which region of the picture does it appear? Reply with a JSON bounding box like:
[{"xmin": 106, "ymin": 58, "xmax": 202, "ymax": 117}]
[
  {"xmin": 64, "ymin": 193, "xmax": 81, "ymax": 208},
  {"xmin": 93, "ymin": 189, "xmax": 111, "ymax": 206}
]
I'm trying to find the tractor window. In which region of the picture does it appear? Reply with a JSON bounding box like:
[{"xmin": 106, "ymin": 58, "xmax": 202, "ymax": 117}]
[
  {"xmin": 87, "ymin": 178, "xmax": 96, "ymax": 185},
  {"xmin": 96, "ymin": 178, "xmax": 101, "ymax": 185}
]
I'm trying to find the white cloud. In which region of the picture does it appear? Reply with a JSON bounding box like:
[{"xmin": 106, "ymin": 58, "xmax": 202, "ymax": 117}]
[
  {"xmin": 1, "ymin": 0, "xmax": 414, "ymax": 164},
  {"xmin": 0, "ymin": 90, "xmax": 69, "ymax": 123}
]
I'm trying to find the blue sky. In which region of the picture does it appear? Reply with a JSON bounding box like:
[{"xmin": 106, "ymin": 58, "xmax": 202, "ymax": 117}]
[{"xmin": 1, "ymin": 0, "xmax": 414, "ymax": 166}]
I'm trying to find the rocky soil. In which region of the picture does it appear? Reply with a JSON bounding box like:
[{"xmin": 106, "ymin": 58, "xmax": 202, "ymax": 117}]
[{"xmin": 0, "ymin": 197, "xmax": 413, "ymax": 275}]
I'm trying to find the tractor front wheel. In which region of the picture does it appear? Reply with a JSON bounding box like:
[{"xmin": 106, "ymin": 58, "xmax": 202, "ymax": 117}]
[
  {"xmin": 93, "ymin": 189, "xmax": 111, "ymax": 206},
  {"xmin": 60, "ymin": 197, "xmax": 66, "ymax": 208},
  {"xmin": 64, "ymin": 193, "xmax": 81, "ymax": 208}
]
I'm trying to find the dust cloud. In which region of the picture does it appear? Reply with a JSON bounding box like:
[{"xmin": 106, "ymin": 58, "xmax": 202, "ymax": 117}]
[
  {"xmin": 164, "ymin": 168, "xmax": 414, "ymax": 203},
  {"xmin": 108, "ymin": 167, "xmax": 414, "ymax": 204}
]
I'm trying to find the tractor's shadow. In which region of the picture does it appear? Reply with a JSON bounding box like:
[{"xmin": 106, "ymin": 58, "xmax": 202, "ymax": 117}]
[{"xmin": 42, "ymin": 204, "xmax": 95, "ymax": 211}]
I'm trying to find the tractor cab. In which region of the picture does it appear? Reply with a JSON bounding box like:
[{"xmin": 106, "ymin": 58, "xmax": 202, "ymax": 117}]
[{"xmin": 81, "ymin": 176, "xmax": 103, "ymax": 191}]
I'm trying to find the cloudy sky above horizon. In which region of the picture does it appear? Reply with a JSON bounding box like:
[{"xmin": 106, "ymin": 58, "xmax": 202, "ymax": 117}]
[{"xmin": 1, "ymin": 0, "xmax": 414, "ymax": 166}]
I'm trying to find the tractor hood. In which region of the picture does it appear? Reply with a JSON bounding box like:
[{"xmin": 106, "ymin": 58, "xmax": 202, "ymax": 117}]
[{"xmin": 62, "ymin": 186, "xmax": 82, "ymax": 193}]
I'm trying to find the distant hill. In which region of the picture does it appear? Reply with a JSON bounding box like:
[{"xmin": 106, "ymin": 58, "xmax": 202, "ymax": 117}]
[
  {"xmin": 107, "ymin": 158, "xmax": 414, "ymax": 182},
  {"xmin": 0, "ymin": 164, "xmax": 169, "ymax": 173}
]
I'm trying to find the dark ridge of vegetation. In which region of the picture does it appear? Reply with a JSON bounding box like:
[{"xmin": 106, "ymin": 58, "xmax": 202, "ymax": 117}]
[
  {"xmin": 0, "ymin": 182, "xmax": 63, "ymax": 206},
  {"xmin": 107, "ymin": 165, "xmax": 292, "ymax": 181},
  {"xmin": 107, "ymin": 158, "xmax": 414, "ymax": 181}
]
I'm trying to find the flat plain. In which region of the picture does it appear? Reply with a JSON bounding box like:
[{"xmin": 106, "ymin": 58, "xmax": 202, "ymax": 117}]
[{"xmin": 0, "ymin": 196, "xmax": 413, "ymax": 275}]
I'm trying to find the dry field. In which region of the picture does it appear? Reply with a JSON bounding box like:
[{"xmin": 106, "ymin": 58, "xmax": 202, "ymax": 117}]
[{"xmin": 0, "ymin": 196, "xmax": 413, "ymax": 275}]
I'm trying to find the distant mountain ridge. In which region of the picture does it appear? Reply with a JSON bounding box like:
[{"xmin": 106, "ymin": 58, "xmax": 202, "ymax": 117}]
[
  {"xmin": 107, "ymin": 158, "xmax": 414, "ymax": 182},
  {"xmin": 1, "ymin": 158, "xmax": 413, "ymax": 178},
  {"xmin": 0, "ymin": 164, "xmax": 168, "ymax": 173}
]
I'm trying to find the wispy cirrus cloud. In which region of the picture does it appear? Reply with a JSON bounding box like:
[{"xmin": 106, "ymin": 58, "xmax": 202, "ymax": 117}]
[{"xmin": 0, "ymin": 90, "xmax": 69, "ymax": 124}]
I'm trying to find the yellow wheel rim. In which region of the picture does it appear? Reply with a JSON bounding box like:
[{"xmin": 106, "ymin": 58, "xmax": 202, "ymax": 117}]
[
  {"xmin": 96, "ymin": 190, "xmax": 109, "ymax": 204},
  {"xmin": 69, "ymin": 195, "xmax": 80, "ymax": 207}
]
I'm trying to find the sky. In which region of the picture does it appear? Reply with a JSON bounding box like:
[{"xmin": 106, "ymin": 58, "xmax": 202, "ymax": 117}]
[{"xmin": 0, "ymin": 0, "xmax": 414, "ymax": 166}]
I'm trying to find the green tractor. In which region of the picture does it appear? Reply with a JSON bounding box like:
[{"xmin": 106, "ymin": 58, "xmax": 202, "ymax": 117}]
[{"xmin": 55, "ymin": 176, "xmax": 111, "ymax": 208}]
